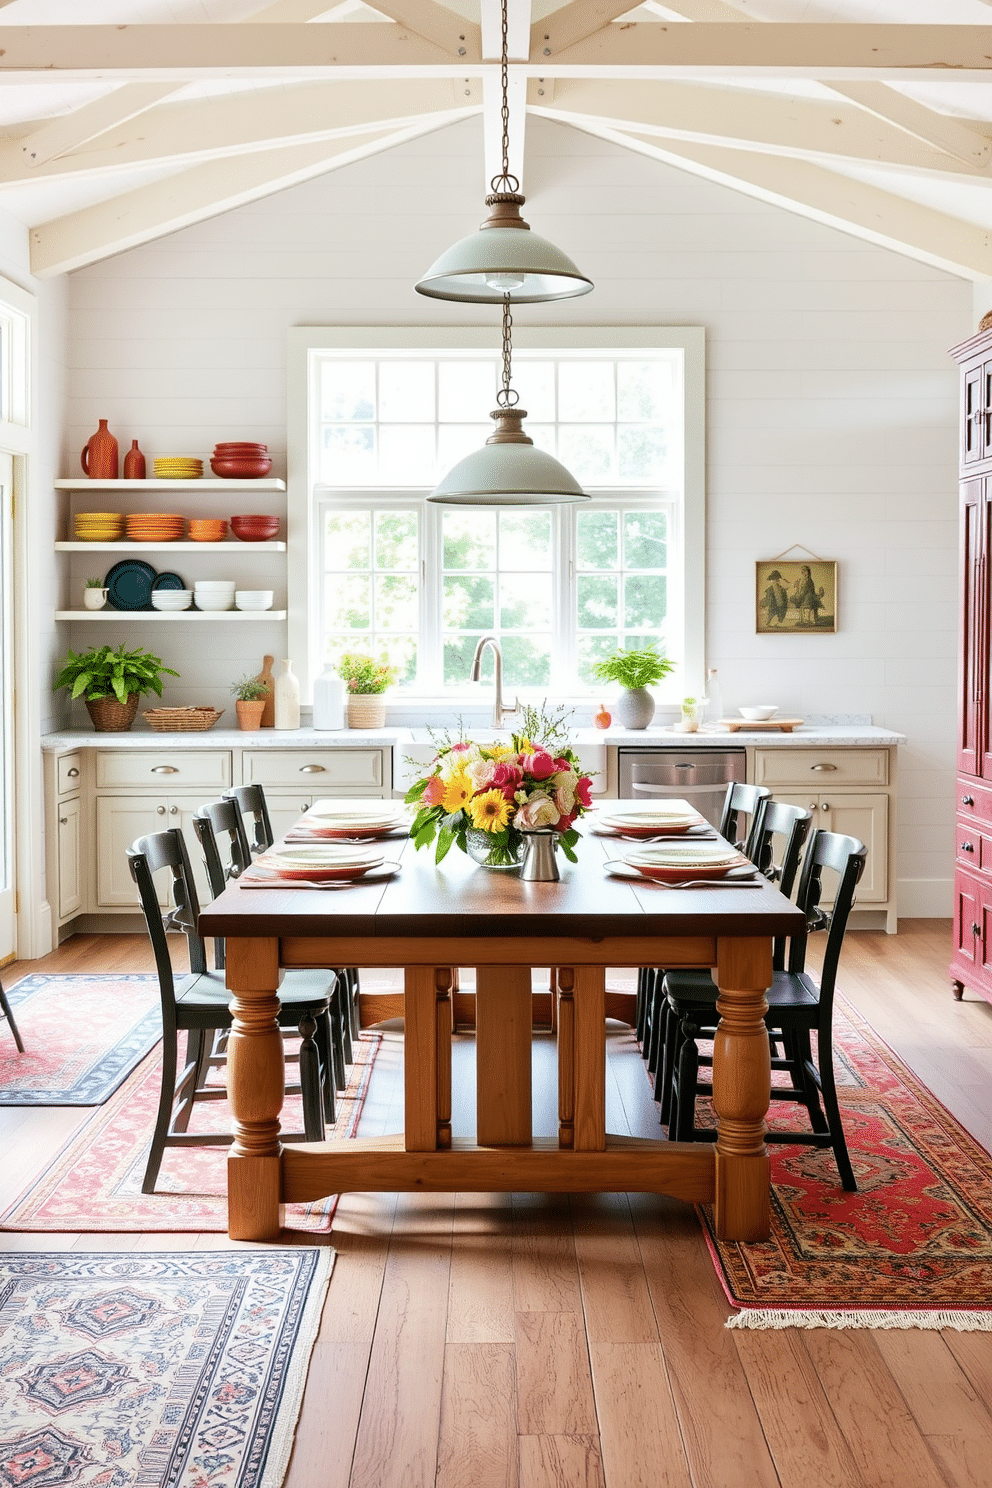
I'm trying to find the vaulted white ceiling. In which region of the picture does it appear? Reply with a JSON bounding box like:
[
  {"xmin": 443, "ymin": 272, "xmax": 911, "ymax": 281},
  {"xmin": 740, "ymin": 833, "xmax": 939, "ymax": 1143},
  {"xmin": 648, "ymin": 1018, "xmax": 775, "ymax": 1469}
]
[{"xmin": 0, "ymin": 0, "xmax": 990, "ymax": 279}]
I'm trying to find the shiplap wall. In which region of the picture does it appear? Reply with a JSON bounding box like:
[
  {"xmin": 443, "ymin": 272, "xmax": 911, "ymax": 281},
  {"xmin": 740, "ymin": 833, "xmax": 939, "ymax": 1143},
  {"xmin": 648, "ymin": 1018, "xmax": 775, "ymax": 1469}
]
[{"xmin": 64, "ymin": 114, "xmax": 972, "ymax": 914}]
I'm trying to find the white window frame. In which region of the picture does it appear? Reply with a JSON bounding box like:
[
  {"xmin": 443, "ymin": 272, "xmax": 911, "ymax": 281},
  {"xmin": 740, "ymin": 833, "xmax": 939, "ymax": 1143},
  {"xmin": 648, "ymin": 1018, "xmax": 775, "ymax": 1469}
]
[{"xmin": 288, "ymin": 326, "xmax": 705, "ymax": 702}]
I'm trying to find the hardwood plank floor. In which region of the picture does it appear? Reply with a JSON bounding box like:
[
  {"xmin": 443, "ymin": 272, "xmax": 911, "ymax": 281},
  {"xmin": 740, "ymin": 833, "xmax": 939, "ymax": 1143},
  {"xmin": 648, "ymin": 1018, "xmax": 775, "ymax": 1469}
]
[{"xmin": 4, "ymin": 922, "xmax": 992, "ymax": 1486}]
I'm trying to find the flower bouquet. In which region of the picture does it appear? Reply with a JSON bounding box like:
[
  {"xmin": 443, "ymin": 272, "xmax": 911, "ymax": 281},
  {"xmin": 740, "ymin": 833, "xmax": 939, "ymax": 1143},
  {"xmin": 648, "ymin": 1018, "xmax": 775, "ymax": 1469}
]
[{"xmin": 407, "ymin": 726, "xmax": 594, "ymax": 869}]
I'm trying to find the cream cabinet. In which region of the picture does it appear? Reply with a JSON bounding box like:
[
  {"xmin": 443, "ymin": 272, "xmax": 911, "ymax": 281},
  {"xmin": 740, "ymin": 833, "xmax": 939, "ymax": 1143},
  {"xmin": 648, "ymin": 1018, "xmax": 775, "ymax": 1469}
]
[
  {"xmin": 56, "ymin": 795, "xmax": 83, "ymax": 920},
  {"xmin": 752, "ymin": 746, "xmax": 896, "ymax": 930},
  {"xmin": 95, "ymin": 794, "xmax": 216, "ymax": 908},
  {"xmin": 44, "ymin": 750, "xmax": 84, "ymax": 931}
]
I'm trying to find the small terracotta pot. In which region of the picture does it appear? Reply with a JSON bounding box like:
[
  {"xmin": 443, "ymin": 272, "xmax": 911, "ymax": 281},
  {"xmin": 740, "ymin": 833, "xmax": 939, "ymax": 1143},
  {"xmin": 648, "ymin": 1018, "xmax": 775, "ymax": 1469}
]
[
  {"xmin": 236, "ymin": 699, "xmax": 266, "ymax": 731},
  {"xmin": 85, "ymin": 695, "xmax": 140, "ymax": 732},
  {"xmin": 346, "ymin": 694, "xmax": 387, "ymax": 729}
]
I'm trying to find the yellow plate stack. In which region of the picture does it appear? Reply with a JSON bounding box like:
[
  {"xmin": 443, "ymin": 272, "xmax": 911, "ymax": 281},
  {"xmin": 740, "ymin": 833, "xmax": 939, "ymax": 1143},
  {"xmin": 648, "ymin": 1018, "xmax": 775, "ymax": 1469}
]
[
  {"xmin": 153, "ymin": 457, "xmax": 203, "ymax": 480},
  {"xmin": 74, "ymin": 512, "xmax": 125, "ymax": 541}
]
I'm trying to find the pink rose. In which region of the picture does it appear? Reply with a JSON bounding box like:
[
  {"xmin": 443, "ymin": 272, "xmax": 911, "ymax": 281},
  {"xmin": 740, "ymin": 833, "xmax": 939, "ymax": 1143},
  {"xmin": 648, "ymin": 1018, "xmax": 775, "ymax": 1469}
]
[
  {"xmin": 555, "ymin": 810, "xmax": 577, "ymax": 831},
  {"xmin": 521, "ymin": 750, "xmax": 556, "ymax": 781},
  {"xmin": 552, "ymin": 756, "xmax": 572, "ymax": 773},
  {"xmin": 491, "ymin": 761, "xmax": 522, "ymax": 789},
  {"xmin": 575, "ymin": 776, "xmax": 593, "ymax": 808},
  {"xmin": 423, "ymin": 775, "xmax": 445, "ymax": 806},
  {"xmin": 514, "ymin": 794, "xmax": 559, "ymax": 830}
]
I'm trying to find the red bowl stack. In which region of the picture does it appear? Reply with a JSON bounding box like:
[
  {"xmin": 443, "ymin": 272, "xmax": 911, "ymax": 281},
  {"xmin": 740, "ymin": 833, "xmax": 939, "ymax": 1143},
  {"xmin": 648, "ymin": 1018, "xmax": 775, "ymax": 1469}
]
[
  {"xmin": 230, "ymin": 514, "xmax": 280, "ymax": 542},
  {"xmin": 210, "ymin": 442, "xmax": 272, "ymax": 479}
]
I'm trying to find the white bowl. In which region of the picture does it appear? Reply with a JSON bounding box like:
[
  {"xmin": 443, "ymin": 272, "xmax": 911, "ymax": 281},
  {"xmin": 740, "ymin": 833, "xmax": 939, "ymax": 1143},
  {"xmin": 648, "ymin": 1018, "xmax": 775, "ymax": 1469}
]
[
  {"xmin": 194, "ymin": 580, "xmax": 236, "ymax": 591},
  {"xmin": 235, "ymin": 591, "xmax": 274, "ymax": 611},
  {"xmin": 739, "ymin": 705, "xmax": 778, "ymax": 721},
  {"xmin": 194, "ymin": 595, "xmax": 234, "ymax": 611}
]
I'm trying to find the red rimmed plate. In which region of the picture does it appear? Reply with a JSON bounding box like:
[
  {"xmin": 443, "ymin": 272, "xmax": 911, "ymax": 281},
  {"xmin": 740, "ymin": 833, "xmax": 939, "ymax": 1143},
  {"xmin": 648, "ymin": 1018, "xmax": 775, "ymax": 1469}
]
[{"xmin": 257, "ymin": 846, "xmax": 384, "ymax": 881}]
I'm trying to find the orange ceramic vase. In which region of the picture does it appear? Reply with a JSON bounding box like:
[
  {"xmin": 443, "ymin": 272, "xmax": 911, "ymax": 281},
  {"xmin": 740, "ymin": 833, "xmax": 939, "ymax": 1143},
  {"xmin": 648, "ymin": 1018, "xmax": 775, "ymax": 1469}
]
[
  {"xmin": 81, "ymin": 419, "xmax": 119, "ymax": 480},
  {"xmin": 123, "ymin": 439, "xmax": 146, "ymax": 479}
]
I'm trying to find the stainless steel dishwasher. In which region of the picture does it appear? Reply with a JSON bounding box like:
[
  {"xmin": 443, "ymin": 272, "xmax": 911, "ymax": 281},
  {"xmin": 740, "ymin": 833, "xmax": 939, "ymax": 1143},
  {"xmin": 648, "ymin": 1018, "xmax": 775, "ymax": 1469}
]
[{"xmin": 617, "ymin": 747, "xmax": 747, "ymax": 828}]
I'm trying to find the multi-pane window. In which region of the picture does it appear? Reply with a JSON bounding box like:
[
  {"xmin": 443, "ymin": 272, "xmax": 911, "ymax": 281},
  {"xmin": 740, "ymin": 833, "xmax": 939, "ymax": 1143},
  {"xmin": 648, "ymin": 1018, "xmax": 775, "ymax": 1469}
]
[{"xmin": 308, "ymin": 342, "xmax": 694, "ymax": 698}]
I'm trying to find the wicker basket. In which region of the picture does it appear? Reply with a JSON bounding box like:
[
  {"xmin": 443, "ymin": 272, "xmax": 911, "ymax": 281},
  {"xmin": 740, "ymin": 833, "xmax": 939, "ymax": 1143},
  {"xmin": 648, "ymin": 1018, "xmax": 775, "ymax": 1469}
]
[
  {"xmin": 86, "ymin": 695, "xmax": 140, "ymax": 732},
  {"xmin": 142, "ymin": 706, "xmax": 225, "ymax": 732}
]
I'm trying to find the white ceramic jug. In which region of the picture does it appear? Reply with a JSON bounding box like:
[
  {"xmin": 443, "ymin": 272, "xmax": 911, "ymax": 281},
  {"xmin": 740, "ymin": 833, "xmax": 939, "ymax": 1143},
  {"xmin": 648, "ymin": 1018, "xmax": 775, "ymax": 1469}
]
[{"xmin": 312, "ymin": 665, "xmax": 344, "ymax": 730}]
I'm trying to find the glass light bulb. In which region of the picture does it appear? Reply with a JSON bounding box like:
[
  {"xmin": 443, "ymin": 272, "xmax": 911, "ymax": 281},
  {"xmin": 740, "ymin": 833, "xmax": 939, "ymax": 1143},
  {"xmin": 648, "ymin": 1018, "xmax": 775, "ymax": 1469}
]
[{"xmin": 484, "ymin": 272, "xmax": 526, "ymax": 292}]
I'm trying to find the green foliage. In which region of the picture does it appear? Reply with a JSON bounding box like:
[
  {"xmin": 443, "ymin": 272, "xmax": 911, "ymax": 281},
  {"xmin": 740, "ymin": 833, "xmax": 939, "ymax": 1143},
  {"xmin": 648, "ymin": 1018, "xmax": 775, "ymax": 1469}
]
[
  {"xmin": 53, "ymin": 643, "xmax": 179, "ymax": 704},
  {"xmin": 230, "ymin": 674, "xmax": 268, "ymax": 702},
  {"xmin": 85, "ymin": 577, "xmax": 104, "ymax": 589},
  {"xmin": 337, "ymin": 650, "xmax": 399, "ymax": 695},
  {"xmin": 591, "ymin": 643, "xmax": 674, "ymax": 691},
  {"xmin": 515, "ymin": 699, "xmax": 575, "ymax": 754}
]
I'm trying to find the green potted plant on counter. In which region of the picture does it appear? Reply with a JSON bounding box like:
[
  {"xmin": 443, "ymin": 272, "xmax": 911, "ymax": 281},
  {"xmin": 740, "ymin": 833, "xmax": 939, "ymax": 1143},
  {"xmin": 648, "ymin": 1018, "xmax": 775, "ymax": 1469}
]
[
  {"xmin": 231, "ymin": 674, "xmax": 269, "ymax": 731},
  {"xmin": 53, "ymin": 643, "xmax": 179, "ymax": 732},
  {"xmin": 591, "ymin": 643, "xmax": 674, "ymax": 730},
  {"xmin": 337, "ymin": 651, "xmax": 399, "ymax": 730}
]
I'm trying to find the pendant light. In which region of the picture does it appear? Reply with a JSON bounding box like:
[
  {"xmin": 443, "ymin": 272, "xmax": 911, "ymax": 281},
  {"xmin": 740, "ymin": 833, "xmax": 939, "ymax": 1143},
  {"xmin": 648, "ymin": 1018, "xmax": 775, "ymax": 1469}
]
[
  {"xmin": 427, "ymin": 297, "xmax": 589, "ymax": 506},
  {"xmin": 414, "ymin": 0, "xmax": 592, "ymax": 305}
]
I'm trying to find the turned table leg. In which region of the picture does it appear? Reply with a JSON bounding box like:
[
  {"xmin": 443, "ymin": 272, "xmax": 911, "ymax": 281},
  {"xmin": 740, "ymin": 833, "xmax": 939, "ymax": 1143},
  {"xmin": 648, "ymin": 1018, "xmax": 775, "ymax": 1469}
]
[
  {"xmin": 712, "ymin": 936, "xmax": 773, "ymax": 1242},
  {"xmin": 226, "ymin": 937, "xmax": 285, "ymax": 1242}
]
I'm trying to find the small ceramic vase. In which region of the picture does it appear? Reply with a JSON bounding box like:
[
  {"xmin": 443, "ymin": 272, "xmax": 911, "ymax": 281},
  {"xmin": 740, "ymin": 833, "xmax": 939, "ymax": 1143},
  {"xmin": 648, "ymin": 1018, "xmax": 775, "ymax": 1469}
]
[
  {"xmin": 81, "ymin": 419, "xmax": 119, "ymax": 480},
  {"xmin": 614, "ymin": 687, "xmax": 655, "ymax": 730},
  {"xmin": 274, "ymin": 659, "xmax": 301, "ymax": 730},
  {"xmin": 123, "ymin": 440, "xmax": 146, "ymax": 479},
  {"xmin": 83, "ymin": 587, "xmax": 108, "ymax": 610}
]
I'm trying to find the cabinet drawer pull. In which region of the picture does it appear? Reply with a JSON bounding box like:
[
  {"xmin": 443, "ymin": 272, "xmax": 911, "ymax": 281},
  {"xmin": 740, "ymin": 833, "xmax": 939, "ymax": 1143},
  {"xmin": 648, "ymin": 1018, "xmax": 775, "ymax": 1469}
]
[
  {"xmin": 963, "ymin": 795, "xmax": 975, "ymax": 806},
  {"xmin": 299, "ymin": 764, "xmax": 326, "ymax": 774},
  {"xmin": 809, "ymin": 802, "xmax": 818, "ymax": 812},
  {"xmin": 810, "ymin": 763, "xmax": 837, "ymax": 772},
  {"xmin": 973, "ymin": 922, "xmax": 982, "ymax": 938},
  {"xmin": 170, "ymin": 806, "xmax": 178, "ymax": 815},
  {"xmin": 821, "ymin": 802, "xmax": 830, "ymax": 812},
  {"xmin": 66, "ymin": 767, "xmax": 79, "ymax": 778},
  {"xmin": 59, "ymin": 816, "xmax": 67, "ymax": 825},
  {"xmin": 151, "ymin": 765, "xmax": 179, "ymax": 775},
  {"xmin": 962, "ymin": 841, "xmax": 975, "ymax": 852},
  {"xmin": 156, "ymin": 805, "xmax": 166, "ymax": 815}
]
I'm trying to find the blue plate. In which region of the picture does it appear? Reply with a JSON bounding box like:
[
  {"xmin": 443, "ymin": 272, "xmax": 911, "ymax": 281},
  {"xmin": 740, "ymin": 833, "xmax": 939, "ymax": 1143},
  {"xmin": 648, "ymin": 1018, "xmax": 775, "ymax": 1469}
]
[
  {"xmin": 152, "ymin": 571, "xmax": 186, "ymax": 592},
  {"xmin": 105, "ymin": 559, "xmax": 156, "ymax": 611}
]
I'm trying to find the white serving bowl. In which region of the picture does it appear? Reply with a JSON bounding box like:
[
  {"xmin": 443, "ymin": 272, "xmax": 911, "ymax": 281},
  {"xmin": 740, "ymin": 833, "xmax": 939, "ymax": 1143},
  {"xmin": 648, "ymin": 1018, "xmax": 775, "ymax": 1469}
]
[
  {"xmin": 194, "ymin": 594, "xmax": 234, "ymax": 611},
  {"xmin": 194, "ymin": 580, "xmax": 236, "ymax": 591},
  {"xmin": 739, "ymin": 705, "xmax": 778, "ymax": 721},
  {"xmin": 235, "ymin": 590, "xmax": 274, "ymax": 611}
]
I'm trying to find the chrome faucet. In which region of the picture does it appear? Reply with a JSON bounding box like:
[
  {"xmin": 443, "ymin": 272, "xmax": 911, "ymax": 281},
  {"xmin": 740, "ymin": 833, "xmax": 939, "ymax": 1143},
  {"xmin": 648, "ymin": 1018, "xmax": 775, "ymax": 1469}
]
[{"xmin": 470, "ymin": 635, "xmax": 520, "ymax": 729}]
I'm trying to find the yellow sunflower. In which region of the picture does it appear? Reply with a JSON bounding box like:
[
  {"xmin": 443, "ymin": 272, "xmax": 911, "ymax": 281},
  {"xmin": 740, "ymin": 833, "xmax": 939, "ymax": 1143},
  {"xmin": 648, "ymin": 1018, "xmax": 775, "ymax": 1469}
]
[
  {"xmin": 441, "ymin": 771, "xmax": 474, "ymax": 814},
  {"xmin": 466, "ymin": 789, "xmax": 512, "ymax": 833}
]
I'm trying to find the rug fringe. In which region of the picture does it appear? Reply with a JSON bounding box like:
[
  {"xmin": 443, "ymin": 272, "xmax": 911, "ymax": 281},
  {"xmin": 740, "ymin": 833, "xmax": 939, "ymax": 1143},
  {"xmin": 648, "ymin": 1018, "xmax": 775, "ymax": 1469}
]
[
  {"xmin": 727, "ymin": 1308, "xmax": 992, "ymax": 1332},
  {"xmin": 260, "ymin": 1248, "xmax": 335, "ymax": 1488}
]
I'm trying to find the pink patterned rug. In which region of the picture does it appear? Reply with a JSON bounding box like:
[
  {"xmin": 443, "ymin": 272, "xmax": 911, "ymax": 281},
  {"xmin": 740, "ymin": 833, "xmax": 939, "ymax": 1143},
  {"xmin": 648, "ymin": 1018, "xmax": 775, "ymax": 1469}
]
[
  {"xmin": 0, "ymin": 1248, "xmax": 333, "ymax": 1488},
  {"xmin": 1, "ymin": 1033, "xmax": 380, "ymax": 1233},
  {"xmin": 0, "ymin": 974, "xmax": 160, "ymax": 1104}
]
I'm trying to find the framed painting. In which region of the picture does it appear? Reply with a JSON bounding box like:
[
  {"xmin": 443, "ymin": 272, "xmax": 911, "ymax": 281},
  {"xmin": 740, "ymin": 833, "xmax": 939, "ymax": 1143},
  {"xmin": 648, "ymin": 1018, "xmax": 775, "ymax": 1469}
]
[{"xmin": 755, "ymin": 560, "xmax": 837, "ymax": 634}]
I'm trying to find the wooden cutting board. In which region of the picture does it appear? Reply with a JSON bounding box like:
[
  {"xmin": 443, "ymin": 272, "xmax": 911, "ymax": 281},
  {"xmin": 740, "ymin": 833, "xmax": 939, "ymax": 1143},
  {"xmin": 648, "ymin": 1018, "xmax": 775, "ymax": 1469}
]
[
  {"xmin": 254, "ymin": 655, "xmax": 275, "ymax": 728},
  {"xmin": 719, "ymin": 718, "xmax": 804, "ymax": 733}
]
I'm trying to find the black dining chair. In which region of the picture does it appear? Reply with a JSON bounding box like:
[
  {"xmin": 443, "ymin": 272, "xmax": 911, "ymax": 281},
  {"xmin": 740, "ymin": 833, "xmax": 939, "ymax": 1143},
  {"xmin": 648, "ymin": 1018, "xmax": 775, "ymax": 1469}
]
[
  {"xmin": 633, "ymin": 781, "xmax": 772, "ymax": 1050},
  {"xmin": 0, "ymin": 975, "xmax": 24, "ymax": 1052},
  {"xmin": 651, "ymin": 799, "xmax": 813, "ymax": 1118},
  {"xmin": 662, "ymin": 830, "xmax": 867, "ymax": 1190},
  {"xmin": 223, "ymin": 782, "xmax": 362, "ymax": 1045},
  {"xmin": 127, "ymin": 826, "xmax": 331, "ymax": 1194},
  {"xmin": 193, "ymin": 797, "xmax": 347, "ymax": 1105}
]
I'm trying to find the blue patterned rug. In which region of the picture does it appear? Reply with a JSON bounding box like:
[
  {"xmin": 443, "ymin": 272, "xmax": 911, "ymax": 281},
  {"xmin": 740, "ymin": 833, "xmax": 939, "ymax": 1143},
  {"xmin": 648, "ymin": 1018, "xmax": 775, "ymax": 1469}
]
[
  {"xmin": 0, "ymin": 974, "xmax": 161, "ymax": 1105},
  {"xmin": 0, "ymin": 1248, "xmax": 334, "ymax": 1488}
]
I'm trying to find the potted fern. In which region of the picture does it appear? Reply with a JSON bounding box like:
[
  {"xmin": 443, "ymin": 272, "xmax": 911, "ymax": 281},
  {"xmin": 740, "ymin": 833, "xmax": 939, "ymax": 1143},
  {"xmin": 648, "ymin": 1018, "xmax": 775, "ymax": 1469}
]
[
  {"xmin": 591, "ymin": 643, "xmax": 675, "ymax": 729},
  {"xmin": 53, "ymin": 643, "xmax": 179, "ymax": 732}
]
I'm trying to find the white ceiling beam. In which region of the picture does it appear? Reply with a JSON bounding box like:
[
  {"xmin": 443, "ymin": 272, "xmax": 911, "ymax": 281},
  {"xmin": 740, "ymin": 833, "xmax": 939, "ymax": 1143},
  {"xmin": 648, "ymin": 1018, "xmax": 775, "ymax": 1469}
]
[
  {"xmin": 29, "ymin": 115, "xmax": 460, "ymax": 278},
  {"xmin": 362, "ymin": 0, "xmax": 480, "ymax": 55},
  {"xmin": 829, "ymin": 84, "xmax": 991, "ymax": 171},
  {"xmin": 654, "ymin": 0, "xmax": 992, "ymax": 170},
  {"xmin": 1, "ymin": 24, "xmax": 992, "ymax": 82},
  {"xmin": 583, "ymin": 120, "xmax": 992, "ymax": 278},
  {"xmin": 0, "ymin": 81, "xmax": 473, "ymax": 184},
  {"xmin": 531, "ymin": 0, "xmax": 661, "ymax": 58},
  {"xmin": 13, "ymin": 0, "xmax": 346, "ymax": 170},
  {"xmin": 536, "ymin": 79, "xmax": 987, "ymax": 177}
]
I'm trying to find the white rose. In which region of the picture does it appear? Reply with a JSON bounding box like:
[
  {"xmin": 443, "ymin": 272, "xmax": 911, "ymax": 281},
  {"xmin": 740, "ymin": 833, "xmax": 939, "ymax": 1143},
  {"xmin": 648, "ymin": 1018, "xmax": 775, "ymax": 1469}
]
[
  {"xmin": 467, "ymin": 759, "xmax": 496, "ymax": 790},
  {"xmin": 514, "ymin": 794, "xmax": 560, "ymax": 830},
  {"xmin": 554, "ymin": 781, "xmax": 576, "ymax": 816}
]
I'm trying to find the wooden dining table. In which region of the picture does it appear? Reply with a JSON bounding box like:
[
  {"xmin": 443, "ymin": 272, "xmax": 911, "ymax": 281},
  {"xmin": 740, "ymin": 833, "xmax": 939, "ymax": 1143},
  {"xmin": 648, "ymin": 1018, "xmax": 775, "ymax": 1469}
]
[{"xmin": 198, "ymin": 826, "xmax": 805, "ymax": 1245}]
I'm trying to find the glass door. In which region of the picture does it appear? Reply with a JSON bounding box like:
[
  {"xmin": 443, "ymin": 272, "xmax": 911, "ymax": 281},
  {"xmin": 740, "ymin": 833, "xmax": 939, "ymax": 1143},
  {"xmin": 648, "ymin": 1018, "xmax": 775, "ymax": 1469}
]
[{"xmin": 0, "ymin": 452, "xmax": 14, "ymax": 960}]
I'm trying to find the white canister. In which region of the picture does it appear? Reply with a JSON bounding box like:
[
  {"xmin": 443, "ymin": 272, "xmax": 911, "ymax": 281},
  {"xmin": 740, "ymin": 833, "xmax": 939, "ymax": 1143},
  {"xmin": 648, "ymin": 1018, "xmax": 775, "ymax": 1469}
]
[
  {"xmin": 273, "ymin": 658, "xmax": 301, "ymax": 730},
  {"xmin": 312, "ymin": 666, "xmax": 345, "ymax": 730}
]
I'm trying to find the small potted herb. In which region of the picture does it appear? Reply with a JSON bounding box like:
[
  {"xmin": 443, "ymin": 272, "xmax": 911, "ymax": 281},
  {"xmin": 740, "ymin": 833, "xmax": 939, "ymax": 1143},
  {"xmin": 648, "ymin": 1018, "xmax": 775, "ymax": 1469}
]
[
  {"xmin": 53, "ymin": 643, "xmax": 179, "ymax": 732},
  {"xmin": 337, "ymin": 651, "xmax": 399, "ymax": 730},
  {"xmin": 231, "ymin": 674, "xmax": 269, "ymax": 731},
  {"xmin": 590, "ymin": 643, "xmax": 675, "ymax": 730},
  {"xmin": 83, "ymin": 577, "xmax": 108, "ymax": 611}
]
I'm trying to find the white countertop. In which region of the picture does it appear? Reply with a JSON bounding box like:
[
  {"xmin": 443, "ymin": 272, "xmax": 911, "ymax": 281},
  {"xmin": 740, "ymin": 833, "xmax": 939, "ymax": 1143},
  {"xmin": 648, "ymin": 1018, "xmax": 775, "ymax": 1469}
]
[
  {"xmin": 571, "ymin": 724, "xmax": 905, "ymax": 747},
  {"xmin": 42, "ymin": 722, "xmax": 905, "ymax": 751},
  {"xmin": 41, "ymin": 726, "xmax": 409, "ymax": 751}
]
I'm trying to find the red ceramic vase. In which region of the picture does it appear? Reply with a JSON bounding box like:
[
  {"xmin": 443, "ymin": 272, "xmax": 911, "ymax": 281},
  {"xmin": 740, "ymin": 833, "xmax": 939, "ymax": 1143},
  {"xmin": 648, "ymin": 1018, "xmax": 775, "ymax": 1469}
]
[
  {"xmin": 123, "ymin": 439, "xmax": 146, "ymax": 479},
  {"xmin": 81, "ymin": 419, "xmax": 119, "ymax": 480}
]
